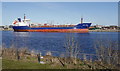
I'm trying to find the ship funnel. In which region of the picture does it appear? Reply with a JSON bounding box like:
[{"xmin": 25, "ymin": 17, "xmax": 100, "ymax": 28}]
[
  {"xmin": 18, "ymin": 18, "xmax": 21, "ymax": 22},
  {"xmin": 24, "ymin": 14, "xmax": 26, "ymax": 20},
  {"xmin": 81, "ymin": 18, "xmax": 83, "ymax": 24}
]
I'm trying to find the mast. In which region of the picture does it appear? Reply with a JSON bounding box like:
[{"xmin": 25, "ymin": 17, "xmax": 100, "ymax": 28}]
[
  {"xmin": 81, "ymin": 18, "xmax": 83, "ymax": 24},
  {"xmin": 24, "ymin": 14, "xmax": 26, "ymax": 21}
]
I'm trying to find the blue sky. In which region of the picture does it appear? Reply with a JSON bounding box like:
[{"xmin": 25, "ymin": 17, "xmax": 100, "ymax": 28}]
[{"xmin": 2, "ymin": 2, "xmax": 118, "ymax": 26}]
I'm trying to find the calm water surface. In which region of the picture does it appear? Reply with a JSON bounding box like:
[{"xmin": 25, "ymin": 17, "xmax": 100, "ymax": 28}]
[{"xmin": 2, "ymin": 31, "xmax": 118, "ymax": 56}]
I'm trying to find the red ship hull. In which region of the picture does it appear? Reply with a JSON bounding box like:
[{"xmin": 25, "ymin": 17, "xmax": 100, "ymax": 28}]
[{"xmin": 14, "ymin": 29, "xmax": 89, "ymax": 33}]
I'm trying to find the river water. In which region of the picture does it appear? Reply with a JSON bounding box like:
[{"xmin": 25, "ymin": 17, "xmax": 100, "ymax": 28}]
[{"xmin": 1, "ymin": 31, "xmax": 119, "ymax": 57}]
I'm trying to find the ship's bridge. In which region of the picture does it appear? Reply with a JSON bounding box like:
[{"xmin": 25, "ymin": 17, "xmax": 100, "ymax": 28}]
[{"xmin": 13, "ymin": 18, "xmax": 30, "ymax": 26}]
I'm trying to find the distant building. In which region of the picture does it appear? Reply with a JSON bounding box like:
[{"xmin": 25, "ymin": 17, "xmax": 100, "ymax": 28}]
[
  {"xmin": 3, "ymin": 26, "xmax": 9, "ymax": 30},
  {"xmin": 0, "ymin": 26, "xmax": 4, "ymax": 28},
  {"xmin": 95, "ymin": 25, "xmax": 104, "ymax": 29},
  {"xmin": 89, "ymin": 25, "xmax": 104, "ymax": 30},
  {"xmin": 0, "ymin": 26, "xmax": 4, "ymax": 30},
  {"xmin": 102, "ymin": 25, "xmax": 118, "ymax": 30},
  {"xmin": 89, "ymin": 25, "xmax": 119, "ymax": 30}
]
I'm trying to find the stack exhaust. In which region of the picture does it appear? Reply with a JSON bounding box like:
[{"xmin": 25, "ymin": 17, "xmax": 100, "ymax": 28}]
[
  {"xmin": 24, "ymin": 14, "xmax": 26, "ymax": 20},
  {"xmin": 81, "ymin": 18, "xmax": 83, "ymax": 24}
]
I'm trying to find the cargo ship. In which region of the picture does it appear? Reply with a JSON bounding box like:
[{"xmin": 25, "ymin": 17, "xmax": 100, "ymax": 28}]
[{"xmin": 12, "ymin": 15, "xmax": 92, "ymax": 33}]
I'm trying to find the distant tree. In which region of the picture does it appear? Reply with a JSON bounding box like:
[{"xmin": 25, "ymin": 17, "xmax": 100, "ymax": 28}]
[
  {"xmin": 64, "ymin": 34, "xmax": 80, "ymax": 64},
  {"xmin": 94, "ymin": 40, "xmax": 119, "ymax": 68},
  {"xmin": 16, "ymin": 48, "xmax": 20, "ymax": 60}
]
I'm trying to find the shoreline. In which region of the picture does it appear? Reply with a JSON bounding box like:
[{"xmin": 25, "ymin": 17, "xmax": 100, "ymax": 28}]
[
  {"xmin": 89, "ymin": 29, "xmax": 120, "ymax": 32},
  {"xmin": 2, "ymin": 47, "xmax": 119, "ymax": 69}
]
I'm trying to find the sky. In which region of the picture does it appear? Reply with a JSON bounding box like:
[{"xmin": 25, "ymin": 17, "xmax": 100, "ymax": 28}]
[
  {"xmin": 1, "ymin": 2, "xmax": 118, "ymax": 26},
  {"xmin": 1, "ymin": 0, "xmax": 119, "ymax": 2}
]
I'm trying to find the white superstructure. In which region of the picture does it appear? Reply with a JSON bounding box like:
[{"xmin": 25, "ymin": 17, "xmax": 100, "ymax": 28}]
[{"xmin": 13, "ymin": 14, "xmax": 30, "ymax": 26}]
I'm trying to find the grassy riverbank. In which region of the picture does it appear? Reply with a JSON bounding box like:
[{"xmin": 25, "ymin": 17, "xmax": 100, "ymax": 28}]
[
  {"xmin": 2, "ymin": 58, "xmax": 119, "ymax": 70},
  {"xmin": 1, "ymin": 47, "xmax": 115, "ymax": 69},
  {"xmin": 1, "ymin": 40, "xmax": 120, "ymax": 70},
  {"xmin": 2, "ymin": 58, "xmax": 66, "ymax": 69},
  {"xmin": 3, "ymin": 59, "xmax": 46, "ymax": 69}
]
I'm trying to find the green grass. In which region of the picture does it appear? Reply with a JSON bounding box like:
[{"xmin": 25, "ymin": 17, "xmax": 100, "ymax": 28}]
[
  {"xmin": 2, "ymin": 59, "xmax": 67, "ymax": 69},
  {"xmin": 2, "ymin": 59, "xmax": 53, "ymax": 69}
]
